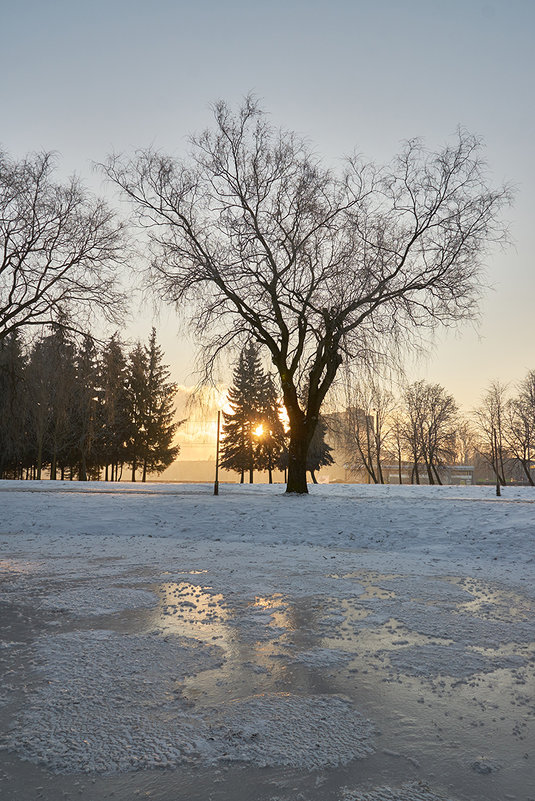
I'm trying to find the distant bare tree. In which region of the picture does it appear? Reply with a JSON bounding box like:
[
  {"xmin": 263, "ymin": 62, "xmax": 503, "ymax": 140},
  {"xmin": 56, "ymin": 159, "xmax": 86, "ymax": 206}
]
[
  {"xmin": 473, "ymin": 381, "xmax": 509, "ymax": 486},
  {"xmin": 402, "ymin": 380, "xmax": 458, "ymax": 484},
  {"xmin": 505, "ymin": 370, "xmax": 535, "ymax": 485},
  {"xmin": 388, "ymin": 411, "xmax": 406, "ymax": 484},
  {"xmin": 104, "ymin": 97, "xmax": 511, "ymax": 493},
  {"xmin": 454, "ymin": 419, "xmax": 478, "ymax": 466},
  {"xmin": 0, "ymin": 150, "xmax": 127, "ymax": 341},
  {"xmin": 339, "ymin": 379, "xmax": 395, "ymax": 483}
]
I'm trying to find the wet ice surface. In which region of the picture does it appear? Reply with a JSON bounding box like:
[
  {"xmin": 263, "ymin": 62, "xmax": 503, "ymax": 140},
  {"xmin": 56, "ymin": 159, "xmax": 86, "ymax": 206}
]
[{"xmin": 0, "ymin": 482, "xmax": 534, "ymax": 801}]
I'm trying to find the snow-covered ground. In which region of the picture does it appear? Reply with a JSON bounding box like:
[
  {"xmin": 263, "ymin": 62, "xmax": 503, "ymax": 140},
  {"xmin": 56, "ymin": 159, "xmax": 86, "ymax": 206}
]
[{"xmin": 0, "ymin": 481, "xmax": 533, "ymax": 801}]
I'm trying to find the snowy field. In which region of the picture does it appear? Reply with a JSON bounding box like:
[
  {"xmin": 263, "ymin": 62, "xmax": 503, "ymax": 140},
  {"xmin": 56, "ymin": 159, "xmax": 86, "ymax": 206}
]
[{"xmin": 0, "ymin": 481, "xmax": 533, "ymax": 801}]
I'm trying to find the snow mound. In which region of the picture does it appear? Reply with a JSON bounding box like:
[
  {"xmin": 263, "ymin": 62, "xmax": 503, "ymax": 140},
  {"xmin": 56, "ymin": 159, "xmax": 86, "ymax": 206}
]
[
  {"xmin": 383, "ymin": 643, "xmax": 526, "ymax": 678},
  {"xmin": 340, "ymin": 782, "xmax": 460, "ymax": 801},
  {"xmin": 40, "ymin": 585, "xmax": 158, "ymax": 616},
  {"xmin": 213, "ymin": 693, "xmax": 375, "ymax": 768}
]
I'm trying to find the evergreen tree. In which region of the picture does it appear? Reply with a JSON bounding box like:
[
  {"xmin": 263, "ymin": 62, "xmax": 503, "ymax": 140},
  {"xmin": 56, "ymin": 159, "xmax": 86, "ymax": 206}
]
[
  {"xmin": 26, "ymin": 336, "xmax": 55, "ymax": 479},
  {"xmin": 125, "ymin": 342, "xmax": 148, "ymax": 482},
  {"xmin": 220, "ymin": 342, "xmax": 266, "ymax": 482},
  {"xmin": 140, "ymin": 328, "xmax": 180, "ymax": 481},
  {"xmin": 43, "ymin": 327, "xmax": 78, "ymax": 480},
  {"xmin": 100, "ymin": 335, "xmax": 129, "ymax": 480},
  {"xmin": 0, "ymin": 331, "xmax": 28, "ymax": 479},
  {"xmin": 255, "ymin": 373, "xmax": 286, "ymax": 483},
  {"xmin": 125, "ymin": 330, "xmax": 180, "ymax": 482},
  {"xmin": 306, "ymin": 417, "xmax": 334, "ymax": 483},
  {"xmin": 72, "ymin": 335, "xmax": 101, "ymax": 480}
]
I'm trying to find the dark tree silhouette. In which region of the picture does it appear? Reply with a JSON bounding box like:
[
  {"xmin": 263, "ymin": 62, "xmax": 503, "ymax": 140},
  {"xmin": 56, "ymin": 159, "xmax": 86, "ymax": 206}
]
[
  {"xmin": 105, "ymin": 98, "xmax": 512, "ymax": 493},
  {"xmin": 0, "ymin": 150, "xmax": 127, "ymax": 341},
  {"xmin": 220, "ymin": 342, "xmax": 265, "ymax": 482}
]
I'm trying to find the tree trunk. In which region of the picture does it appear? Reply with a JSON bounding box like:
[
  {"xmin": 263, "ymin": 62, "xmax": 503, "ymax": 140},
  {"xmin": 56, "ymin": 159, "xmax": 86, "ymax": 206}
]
[
  {"xmin": 432, "ymin": 464, "xmax": 443, "ymax": 485},
  {"xmin": 142, "ymin": 459, "xmax": 147, "ymax": 482},
  {"xmin": 286, "ymin": 429, "xmax": 309, "ymax": 494},
  {"xmin": 249, "ymin": 467, "xmax": 253, "ymax": 483},
  {"xmin": 310, "ymin": 470, "xmax": 318, "ymax": 484}
]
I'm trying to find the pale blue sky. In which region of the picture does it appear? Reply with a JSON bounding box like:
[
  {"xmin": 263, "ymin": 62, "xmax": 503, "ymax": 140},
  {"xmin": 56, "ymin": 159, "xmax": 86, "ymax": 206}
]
[{"xmin": 1, "ymin": 0, "xmax": 534, "ymax": 408}]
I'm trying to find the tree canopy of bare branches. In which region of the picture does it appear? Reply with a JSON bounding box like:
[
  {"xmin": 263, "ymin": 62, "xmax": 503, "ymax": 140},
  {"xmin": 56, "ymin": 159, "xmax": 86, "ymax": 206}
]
[
  {"xmin": 104, "ymin": 97, "xmax": 511, "ymax": 493},
  {"xmin": 0, "ymin": 150, "xmax": 127, "ymax": 341},
  {"xmin": 473, "ymin": 380, "xmax": 509, "ymax": 486},
  {"xmin": 336, "ymin": 378, "xmax": 396, "ymax": 484},
  {"xmin": 402, "ymin": 380, "xmax": 458, "ymax": 484}
]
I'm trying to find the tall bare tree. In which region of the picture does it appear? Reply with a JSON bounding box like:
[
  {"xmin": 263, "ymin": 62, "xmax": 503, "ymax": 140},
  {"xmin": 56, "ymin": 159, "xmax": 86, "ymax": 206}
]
[
  {"xmin": 505, "ymin": 370, "xmax": 535, "ymax": 485},
  {"xmin": 337, "ymin": 379, "xmax": 395, "ymax": 483},
  {"xmin": 104, "ymin": 98, "xmax": 511, "ymax": 493},
  {"xmin": 0, "ymin": 150, "xmax": 127, "ymax": 341},
  {"xmin": 402, "ymin": 381, "xmax": 458, "ymax": 484},
  {"xmin": 473, "ymin": 381, "xmax": 509, "ymax": 486}
]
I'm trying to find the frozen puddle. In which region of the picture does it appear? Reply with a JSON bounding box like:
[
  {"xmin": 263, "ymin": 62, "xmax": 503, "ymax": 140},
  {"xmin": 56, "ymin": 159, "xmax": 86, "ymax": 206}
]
[{"xmin": 2, "ymin": 569, "xmax": 534, "ymax": 800}]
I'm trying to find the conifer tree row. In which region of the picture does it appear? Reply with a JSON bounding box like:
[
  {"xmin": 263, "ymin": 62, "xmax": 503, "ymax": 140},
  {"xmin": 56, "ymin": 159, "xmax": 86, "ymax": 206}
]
[{"xmin": 0, "ymin": 327, "xmax": 180, "ymax": 481}]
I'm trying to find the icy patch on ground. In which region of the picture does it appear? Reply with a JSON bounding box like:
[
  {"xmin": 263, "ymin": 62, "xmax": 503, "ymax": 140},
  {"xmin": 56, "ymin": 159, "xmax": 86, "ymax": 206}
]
[
  {"xmin": 39, "ymin": 586, "xmax": 158, "ymax": 616},
  {"xmin": 383, "ymin": 643, "xmax": 527, "ymax": 678},
  {"xmin": 375, "ymin": 576, "xmax": 472, "ymax": 607},
  {"xmin": 360, "ymin": 599, "xmax": 534, "ymax": 647},
  {"xmin": 212, "ymin": 693, "xmax": 374, "ymax": 768},
  {"xmin": 228, "ymin": 608, "xmax": 286, "ymax": 642},
  {"xmin": 340, "ymin": 782, "xmax": 460, "ymax": 801},
  {"xmin": 290, "ymin": 647, "xmax": 353, "ymax": 669},
  {"xmin": 6, "ymin": 630, "xmax": 224, "ymax": 773},
  {"xmin": 5, "ymin": 630, "xmax": 374, "ymax": 774}
]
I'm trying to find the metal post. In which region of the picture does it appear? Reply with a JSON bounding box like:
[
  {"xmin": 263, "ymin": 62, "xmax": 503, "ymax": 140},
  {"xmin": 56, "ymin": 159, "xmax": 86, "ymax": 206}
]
[
  {"xmin": 493, "ymin": 428, "xmax": 501, "ymax": 497},
  {"xmin": 214, "ymin": 410, "xmax": 221, "ymax": 496}
]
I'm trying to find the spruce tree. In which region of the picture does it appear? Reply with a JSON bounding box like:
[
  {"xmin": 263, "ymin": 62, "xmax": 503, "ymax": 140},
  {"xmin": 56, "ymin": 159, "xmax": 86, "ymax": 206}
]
[
  {"xmin": 306, "ymin": 417, "xmax": 334, "ymax": 483},
  {"xmin": 100, "ymin": 335, "xmax": 129, "ymax": 481},
  {"xmin": 220, "ymin": 342, "xmax": 265, "ymax": 483},
  {"xmin": 125, "ymin": 330, "xmax": 180, "ymax": 482},
  {"xmin": 256, "ymin": 373, "xmax": 286, "ymax": 483},
  {"xmin": 72, "ymin": 335, "xmax": 101, "ymax": 481},
  {"xmin": 44, "ymin": 327, "xmax": 78, "ymax": 480},
  {"xmin": 125, "ymin": 342, "xmax": 148, "ymax": 482},
  {"xmin": 140, "ymin": 328, "xmax": 180, "ymax": 481},
  {"xmin": 0, "ymin": 331, "xmax": 28, "ymax": 479}
]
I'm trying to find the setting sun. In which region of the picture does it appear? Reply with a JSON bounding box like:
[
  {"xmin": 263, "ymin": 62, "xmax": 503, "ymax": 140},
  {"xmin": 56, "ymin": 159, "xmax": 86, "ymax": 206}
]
[{"xmin": 253, "ymin": 423, "xmax": 264, "ymax": 437}]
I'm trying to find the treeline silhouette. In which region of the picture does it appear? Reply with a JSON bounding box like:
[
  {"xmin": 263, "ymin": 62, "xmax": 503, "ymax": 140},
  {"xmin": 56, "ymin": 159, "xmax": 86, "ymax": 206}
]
[{"xmin": 0, "ymin": 326, "xmax": 179, "ymax": 481}]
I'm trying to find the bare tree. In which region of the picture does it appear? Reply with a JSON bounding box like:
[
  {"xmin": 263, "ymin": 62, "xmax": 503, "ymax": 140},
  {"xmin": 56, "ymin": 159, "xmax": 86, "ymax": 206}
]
[
  {"xmin": 0, "ymin": 150, "xmax": 127, "ymax": 341},
  {"xmin": 104, "ymin": 98, "xmax": 511, "ymax": 493},
  {"xmin": 505, "ymin": 370, "xmax": 535, "ymax": 485},
  {"xmin": 473, "ymin": 381, "xmax": 509, "ymax": 486},
  {"xmin": 454, "ymin": 418, "xmax": 478, "ymax": 466},
  {"xmin": 338, "ymin": 379, "xmax": 395, "ymax": 483},
  {"xmin": 402, "ymin": 380, "xmax": 458, "ymax": 484}
]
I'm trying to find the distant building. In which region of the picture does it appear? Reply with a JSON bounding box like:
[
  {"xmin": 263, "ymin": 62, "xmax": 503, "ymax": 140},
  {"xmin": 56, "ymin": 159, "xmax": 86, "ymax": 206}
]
[{"xmin": 383, "ymin": 463, "xmax": 475, "ymax": 485}]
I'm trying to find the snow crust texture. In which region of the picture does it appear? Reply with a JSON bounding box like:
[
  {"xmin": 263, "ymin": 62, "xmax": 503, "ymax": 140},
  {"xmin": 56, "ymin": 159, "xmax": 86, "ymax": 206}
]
[
  {"xmin": 340, "ymin": 783, "xmax": 458, "ymax": 801},
  {"xmin": 40, "ymin": 586, "xmax": 158, "ymax": 616},
  {"xmin": 6, "ymin": 630, "xmax": 374, "ymax": 773}
]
